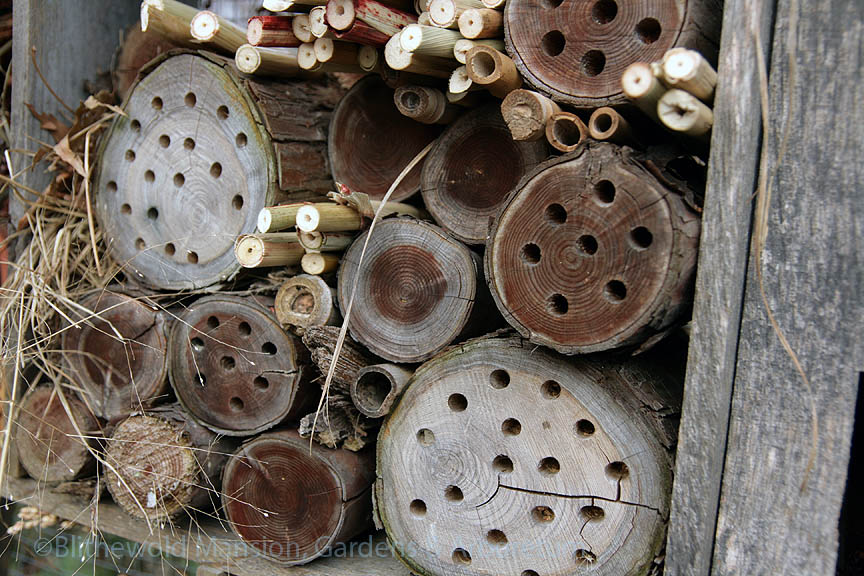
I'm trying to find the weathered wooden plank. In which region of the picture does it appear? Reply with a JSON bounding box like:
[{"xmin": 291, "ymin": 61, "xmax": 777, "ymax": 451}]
[
  {"xmin": 663, "ymin": 1, "xmax": 777, "ymax": 574},
  {"xmin": 711, "ymin": 0, "xmax": 864, "ymax": 574}
]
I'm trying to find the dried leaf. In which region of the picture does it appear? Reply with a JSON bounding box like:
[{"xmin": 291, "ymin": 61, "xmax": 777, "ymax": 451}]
[{"xmin": 25, "ymin": 103, "xmax": 70, "ymax": 142}]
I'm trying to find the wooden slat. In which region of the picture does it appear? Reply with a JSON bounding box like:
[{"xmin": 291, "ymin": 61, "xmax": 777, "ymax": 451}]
[
  {"xmin": 664, "ymin": 1, "xmax": 777, "ymax": 574},
  {"xmin": 711, "ymin": 0, "xmax": 864, "ymax": 573}
]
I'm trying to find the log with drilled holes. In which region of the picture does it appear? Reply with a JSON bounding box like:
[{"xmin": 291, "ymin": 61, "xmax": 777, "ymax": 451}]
[
  {"xmin": 421, "ymin": 105, "xmax": 548, "ymax": 244},
  {"xmin": 221, "ymin": 429, "xmax": 376, "ymax": 565},
  {"xmin": 375, "ymin": 335, "xmax": 683, "ymax": 576},
  {"xmin": 485, "ymin": 142, "xmax": 701, "ymax": 354},
  {"xmin": 61, "ymin": 291, "xmax": 169, "ymax": 420},
  {"xmin": 168, "ymin": 295, "xmax": 316, "ymax": 436},
  {"xmin": 338, "ymin": 218, "xmax": 497, "ymax": 363},
  {"xmin": 503, "ymin": 0, "xmax": 721, "ymax": 108},
  {"xmin": 104, "ymin": 405, "xmax": 232, "ymax": 521},
  {"xmin": 95, "ymin": 51, "xmax": 342, "ymax": 290},
  {"xmin": 15, "ymin": 386, "xmax": 100, "ymax": 483}
]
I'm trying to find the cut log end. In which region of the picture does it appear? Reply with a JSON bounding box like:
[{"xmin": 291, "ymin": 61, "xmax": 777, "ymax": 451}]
[
  {"xmin": 275, "ymin": 274, "xmax": 339, "ymax": 328},
  {"xmin": 351, "ymin": 364, "xmax": 413, "ymax": 418}
]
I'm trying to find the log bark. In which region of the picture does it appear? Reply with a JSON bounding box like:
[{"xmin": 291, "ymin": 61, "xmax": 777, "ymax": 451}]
[
  {"xmin": 168, "ymin": 295, "xmax": 316, "ymax": 436},
  {"xmin": 485, "ymin": 142, "xmax": 701, "ymax": 354},
  {"xmin": 351, "ymin": 363, "xmax": 413, "ymax": 418},
  {"xmin": 504, "ymin": 0, "xmax": 722, "ymax": 107},
  {"xmin": 375, "ymin": 335, "xmax": 682, "ymax": 576},
  {"xmin": 15, "ymin": 386, "xmax": 100, "ymax": 483},
  {"xmin": 338, "ymin": 218, "xmax": 497, "ymax": 363},
  {"xmin": 221, "ymin": 429, "xmax": 375, "ymax": 565},
  {"xmin": 61, "ymin": 291, "xmax": 169, "ymax": 421},
  {"xmin": 104, "ymin": 405, "xmax": 232, "ymax": 521},
  {"xmin": 328, "ymin": 75, "xmax": 442, "ymax": 201},
  {"xmin": 275, "ymin": 274, "xmax": 341, "ymax": 328},
  {"xmin": 421, "ymin": 105, "xmax": 547, "ymax": 244},
  {"xmin": 95, "ymin": 51, "xmax": 342, "ymax": 290}
]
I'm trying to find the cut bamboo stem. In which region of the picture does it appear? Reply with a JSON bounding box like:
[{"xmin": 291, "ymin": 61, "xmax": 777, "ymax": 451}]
[
  {"xmin": 298, "ymin": 42, "xmax": 320, "ymax": 69},
  {"xmin": 658, "ymin": 89, "xmax": 714, "ymax": 140},
  {"xmin": 481, "ymin": 0, "xmax": 505, "ymax": 8},
  {"xmin": 298, "ymin": 230, "xmax": 356, "ymax": 251},
  {"xmin": 400, "ymin": 25, "xmax": 462, "ymax": 58},
  {"xmin": 385, "ymin": 32, "xmax": 458, "ymax": 78},
  {"xmin": 351, "ymin": 364, "xmax": 413, "ymax": 418},
  {"xmin": 394, "ymin": 85, "xmax": 460, "ymax": 124},
  {"xmin": 235, "ymin": 233, "xmax": 304, "ymax": 268},
  {"xmin": 314, "ymin": 38, "xmax": 360, "ymax": 65},
  {"xmin": 235, "ymin": 44, "xmax": 300, "ymax": 76},
  {"xmin": 418, "ymin": 11, "xmax": 433, "ymax": 26},
  {"xmin": 141, "ymin": 0, "xmax": 199, "ymax": 46},
  {"xmin": 327, "ymin": 0, "xmax": 417, "ymax": 36},
  {"xmin": 334, "ymin": 19, "xmax": 391, "ymax": 46},
  {"xmin": 465, "ymin": 45, "xmax": 521, "ymax": 98},
  {"xmin": 448, "ymin": 65, "xmax": 474, "ymax": 93},
  {"xmin": 457, "ymin": 8, "xmax": 502, "ymax": 39},
  {"xmin": 356, "ymin": 44, "xmax": 380, "ymax": 70},
  {"xmin": 428, "ymin": 0, "xmax": 484, "ymax": 28},
  {"xmin": 546, "ymin": 111, "xmax": 588, "ymax": 152},
  {"xmin": 247, "ymin": 15, "xmax": 301, "ymax": 47},
  {"xmin": 622, "ymin": 62, "xmax": 666, "ymax": 121},
  {"xmin": 301, "ymin": 252, "xmax": 341, "ymax": 275},
  {"xmin": 190, "ymin": 10, "xmax": 247, "ymax": 53},
  {"xmin": 265, "ymin": 0, "xmax": 328, "ymax": 10},
  {"xmin": 661, "ymin": 48, "xmax": 717, "ymax": 102},
  {"xmin": 275, "ymin": 274, "xmax": 341, "ymax": 328},
  {"xmin": 295, "ymin": 201, "xmax": 425, "ymax": 232},
  {"xmin": 258, "ymin": 204, "xmax": 302, "ymax": 233},
  {"xmin": 292, "ymin": 13, "xmax": 314, "ymax": 42},
  {"xmin": 453, "ymin": 37, "xmax": 504, "ymax": 64},
  {"xmin": 500, "ymin": 88, "xmax": 560, "ymax": 141},
  {"xmin": 588, "ymin": 107, "xmax": 639, "ymax": 146},
  {"xmin": 447, "ymin": 88, "xmax": 484, "ymax": 106},
  {"xmin": 309, "ymin": 6, "xmax": 332, "ymax": 38}
]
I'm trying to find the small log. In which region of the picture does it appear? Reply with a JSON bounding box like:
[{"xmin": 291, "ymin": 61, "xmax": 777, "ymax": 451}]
[
  {"xmin": 301, "ymin": 252, "xmax": 341, "ymax": 275},
  {"xmin": 400, "ymin": 25, "xmax": 463, "ymax": 58},
  {"xmin": 275, "ymin": 274, "xmax": 340, "ymax": 328},
  {"xmin": 338, "ymin": 218, "xmax": 495, "ymax": 362},
  {"xmin": 658, "ymin": 88, "xmax": 714, "ymax": 140},
  {"xmin": 235, "ymin": 44, "xmax": 300, "ymax": 76},
  {"xmin": 385, "ymin": 32, "xmax": 459, "ymax": 78},
  {"xmin": 485, "ymin": 142, "xmax": 701, "ymax": 354},
  {"xmin": 375, "ymin": 335, "xmax": 682, "ymax": 576},
  {"xmin": 421, "ymin": 105, "xmax": 547, "ymax": 244},
  {"xmin": 190, "ymin": 10, "xmax": 247, "ymax": 53},
  {"xmin": 168, "ymin": 295, "xmax": 316, "ymax": 435},
  {"xmin": 589, "ymin": 106, "xmax": 639, "ymax": 146},
  {"xmin": 140, "ymin": 0, "xmax": 199, "ymax": 47},
  {"xmin": 453, "ymin": 37, "xmax": 505, "ymax": 64},
  {"xmin": 326, "ymin": 0, "xmax": 417, "ymax": 36},
  {"xmin": 309, "ymin": 6, "xmax": 331, "ymax": 38},
  {"xmin": 545, "ymin": 111, "xmax": 589, "ymax": 152},
  {"xmin": 448, "ymin": 65, "xmax": 475, "ymax": 94},
  {"xmin": 104, "ymin": 406, "xmax": 232, "ymax": 521},
  {"xmin": 429, "ymin": 0, "xmax": 485, "ymax": 29},
  {"xmin": 351, "ymin": 364, "xmax": 412, "ymax": 418},
  {"xmin": 500, "ymin": 88, "xmax": 560, "ymax": 141},
  {"xmin": 622, "ymin": 62, "xmax": 667, "ymax": 121},
  {"xmin": 356, "ymin": 44, "xmax": 381, "ymax": 70},
  {"xmin": 15, "ymin": 386, "xmax": 99, "ymax": 483},
  {"xmin": 61, "ymin": 291, "xmax": 169, "ymax": 420},
  {"xmin": 458, "ymin": 8, "xmax": 503, "ymax": 39},
  {"xmin": 394, "ymin": 85, "xmax": 461, "ymax": 124},
  {"xmin": 334, "ymin": 19, "xmax": 391, "ymax": 47},
  {"xmin": 292, "ymin": 13, "xmax": 315, "ymax": 42},
  {"xmin": 234, "ymin": 233, "xmax": 304, "ymax": 268},
  {"xmin": 661, "ymin": 48, "xmax": 717, "ymax": 102},
  {"xmin": 465, "ymin": 45, "xmax": 522, "ymax": 98},
  {"xmin": 313, "ymin": 38, "xmax": 360, "ymax": 66},
  {"xmin": 298, "ymin": 230, "xmax": 356, "ymax": 251},
  {"xmin": 328, "ymin": 75, "xmax": 442, "ymax": 201},
  {"xmin": 221, "ymin": 429, "xmax": 375, "ymax": 565},
  {"xmin": 295, "ymin": 201, "xmax": 425, "ymax": 232},
  {"xmin": 247, "ymin": 15, "xmax": 301, "ymax": 47},
  {"xmin": 258, "ymin": 204, "xmax": 302, "ymax": 233}
]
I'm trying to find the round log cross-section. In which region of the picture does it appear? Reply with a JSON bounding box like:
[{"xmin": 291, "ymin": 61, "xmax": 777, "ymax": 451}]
[
  {"xmin": 486, "ymin": 142, "xmax": 700, "ymax": 354},
  {"xmin": 375, "ymin": 336, "xmax": 681, "ymax": 576},
  {"xmin": 62, "ymin": 291, "xmax": 169, "ymax": 420},
  {"xmin": 421, "ymin": 105, "xmax": 548, "ymax": 245},
  {"xmin": 222, "ymin": 429, "xmax": 375, "ymax": 565},
  {"xmin": 15, "ymin": 386, "xmax": 100, "ymax": 483},
  {"xmin": 504, "ymin": 0, "xmax": 721, "ymax": 107},
  {"xmin": 338, "ymin": 218, "xmax": 490, "ymax": 363},
  {"xmin": 275, "ymin": 274, "xmax": 340, "ymax": 328},
  {"xmin": 328, "ymin": 75, "xmax": 442, "ymax": 201},
  {"xmin": 168, "ymin": 295, "xmax": 314, "ymax": 435}
]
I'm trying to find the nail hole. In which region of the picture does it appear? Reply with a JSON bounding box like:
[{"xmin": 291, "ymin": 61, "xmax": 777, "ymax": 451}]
[
  {"xmin": 490, "ymin": 369, "xmax": 510, "ymax": 389},
  {"xmin": 591, "ymin": 0, "xmax": 617, "ymax": 24},
  {"xmin": 121, "ymin": 203, "xmax": 131, "ymax": 215},
  {"xmin": 544, "ymin": 203, "xmax": 567, "ymax": 224},
  {"xmin": 236, "ymin": 133, "xmax": 248, "ymax": 148},
  {"xmin": 547, "ymin": 294, "xmax": 568, "ymax": 315},
  {"xmin": 410, "ymin": 499, "xmax": 427, "ymax": 517},
  {"xmin": 581, "ymin": 505, "xmax": 605, "ymax": 521},
  {"xmin": 173, "ymin": 173, "xmax": 185, "ymax": 188},
  {"xmin": 538, "ymin": 457, "xmax": 560, "ymax": 476},
  {"xmin": 207, "ymin": 316, "xmax": 220, "ymax": 329},
  {"xmin": 575, "ymin": 419, "xmax": 596, "ymax": 436},
  {"xmin": 238, "ymin": 321, "xmax": 251, "ymax": 336},
  {"xmin": 502, "ymin": 418, "xmax": 522, "ymax": 436},
  {"xmin": 211, "ymin": 162, "xmax": 222, "ymax": 178},
  {"xmin": 576, "ymin": 235, "xmax": 598, "ymax": 255},
  {"xmin": 229, "ymin": 397, "xmax": 244, "ymax": 412},
  {"xmin": 159, "ymin": 134, "xmax": 170, "ymax": 148},
  {"xmin": 445, "ymin": 485, "xmax": 464, "ymax": 502},
  {"xmin": 541, "ymin": 30, "xmax": 566, "ymax": 57},
  {"xmin": 147, "ymin": 207, "xmax": 159, "ymax": 220},
  {"xmin": 165, "ymin": 242, "xmax": 176, "ymax": 256},
  {"xmin": 448, "ymin": 393, "xmax": 468, "ymax": 412},
  {"xmin": 187, "ymin": 251, "xmax": 199, "ymax": 264},
  {"xmin": 452, "ymin": 548, "xmax": 471, "ymax": 565},
  {"xmin": 635, "ymin": 18, "xmax": 661, "ymax": 44},
  {"xmin": 184, "ymin": 92, "xmax": 197, "ymax": 107},
  {"xmin": 486, "ymin": 530, "xmax": 508, "ymax": 547},
  {"xmin": 144, "ymin": 170, "xmax": 155, "ymax": 183},
  {"xmin": 520, "ymin": 243, "xmax": 541, "ymax": 264},
  {"xmin": 107, "ymin": 181, "xmax": 118, "ymax": 193},
  {"xmin": 532, "ymin": 505, "xmax": 555, "ymax": 523},
  {"xmin": 594, "ymin": 180, "xmax": 616, "ymax": 204},
  {"xmin": 606, "ymin": 461, "xmax": 630, "ymax": 479},
  {"xmin": 581, "ymin": 50, "xmax": 606, "ymax": 76},
  {"xmin": 190, "ymin": 337, "xmax": 204, "ymax": 352},
  {"xmin": 262, "ymin": 342, "xmax": 277, "ymax": 355},
  {"xmin": 254, "ymin": 376, "xmax": 269, "ymax": 390},
  {"xmin": 493, "ymin": 455, "xmax": 514, "ymax": 474},
  {"xmin": 184, "ymin": 138, "xmax": 196, "ymax": 150},
  {"xmin": 125, "ymin": 149, "xmax": 136, "ymax": 162},
  {"xmin": 604, "ymin": 280, "xmax": 627, "ymax": 302},
  {"xmin": 630, "ymin": 226, "xmax": 653, "ymax": 249},
  {"xmin": 220, "ymin": 356, "xmax": 236, "ymax": 370},
  {"xmin": 541, "ymin": 380, "xmax": 561, "ymax": 399},
  {"xmin": 217, "ymin": 105, "xmax": 229, "ymax": 120},
  {"xmin": 416, "ymin": 428, "xmax": 436, "ymax": 446},
  {"xmin": 575, "ymin": 549, "xmax": 597, "ymax": 565},
  {"xmin": 232, "ymin": 195, "xmax": 244, "ymax": 210},
  {"xmin": 151, "ymin": 96, "xmax": 163, "ymax": 110},
  {"xmin": 130, "ymin": 119, "xmax": 141, "ymax": 132}
]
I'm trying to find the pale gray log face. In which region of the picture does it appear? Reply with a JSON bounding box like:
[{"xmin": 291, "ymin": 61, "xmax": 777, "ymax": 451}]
[{"xmin": 96, "ymin": 53, "xmax": 274, "ymax": 290}]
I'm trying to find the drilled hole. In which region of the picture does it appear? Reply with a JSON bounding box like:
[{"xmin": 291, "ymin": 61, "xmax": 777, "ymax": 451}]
[
  {"xmin": 232, "ymin": 195, "xmax": 244, "ymax": 210},
  {"xmin": 220, "ymin": 356, "xmax": 236, "ymax": 370},
  {"xmin": 630, "ymin": 226, "xmax": 653, "ymax": 249},
  {"xmin": 604, "ymin": 280, "xmax": 627, "ymax": 302},
  {"xmin": 575, "ymin": 549, "xmax": 597, "ymax": 565},
  {"xmin": 522, "ymin": 572, "xmax": 540, "ymax": 576},
  {"xmin": 445, "ymin": 485, "xmax": 464, "ymax": 502},
  {"xmin": 576, "ymin": 235, "xmax": 598, "ymax": 256},
  {"xmin": 635, "ymin": 18, "xmax": 661, "ymax": 44},
  {"xmin": 217, "ymin": 105, "xmax": 230, "ymax": 120},
  {"xmin": 581, "ymin": 50, "xmax": 606, "ymax": 76},
  {"xmin": 262, "ymin": 342, "xmax": 277, "ymax": 355},
  {"xmin": 239, "ymin": 321, "xmax": 251, "ymax": 336},
  {"xmin": 591, "ymin": 0, "xmax": 617, "ymax": 23},
  {"xmin": 147, "ymin": 207, "xmax": 159, "ymax": 220},
  {"xmin": 121, "ymin": 203, "xmax": 131, "ymax": 215},
  {"xmin": 207, "ymin": 316, "xmax": 220, "ymax": 330},
  {"xmin": 547, "ymin": 294, "xmax": 568, "ymax": 315},
  {"xmin": 187, "ymin": 251, "xmax": 199, "ymax": 264},
  {"xmin": 594, "ymin": 180, "xmax": 616, "ymax": 204},
  {"xmin": 229, "ymin": 397, "xmax": 244, "ymax": 412},
  {"xmin": 575, "ymin": 419, "xmax": 596, "ymax": 436},
  {"xmin": 236, "ymin": 133, "xmax": 248, "ymax": 148},
  {"xmin": 190, "ymin": 337, "xmax": 204, "ymax": 352},
  {"xmin": 490, "ymin": 369, "xmax": 510, "ymax": 389},
  {"xmin": 541, "ymin": 380, "xmax": 561, "ymax": 399},
  {"xmin": 173, "ymin": 173, "xmax": 185, "ymax": 188},
  {"xmin": 130, "ymin": 119, "xmax": 141, "ymax": 132},
  {"xmin": 158, "ymin": 134, "xmax": 170, "ymax": 148},
  {"xmin": 151, "ymin": 96, "xmax": 163, "ymax": 110},
  {"xmin": 125, "ymin": 149, "xmax": 136, "ymax": 162},
  {"xmin": 210, "ymin": 162, "xmax": 222, "ymax": 178},
  {"xmin": 254, "ymin": 376, "xmax": 269, "ymax": 390},
  {"xmin": 520, "ymin": 243, "xmax": 541, "ymax": 264},
  {"xmin": 410, "ymin": 499, "xmax": 427, "ymax": 517},
  {"xmin": 486, "ymin": 530, "xmax": 508, "ymax": 547},
  {"xmin": 541, "ymin": 30, "xmax": 566, "ymax": 57},
  {"xmin": 581, "ymin": 505, "xmax": 605, "ymax": 521},
  {"xmin": 448, "ymin": 393, "xmax": 468, "ymax": 412},
  {"xmin": 184, "ymin": 138, "xmax": 196, "ymax": 151},
  {"xmin": 538, "ymin": 457, "xmax": 560, "ymax": 476},
  {"xmin": 493, "ymin": 455, "xmax": 514, "ymax": 474},
  {"xmin": 502, "ymin": 418, "xmax": 522, "ymax": 436},
  {"xmin": 545, "ymin": 203, "xmax": 567, "ymax": 224},
  {"xmin": 606, "ymin": 461, "xmax": 630, "ymax": 479},
  {"xmin": 165, "ymin": 242, "xmax": 176, "ymax": 256},
  {"xmin": 552, "ymin": 117, "xmax": 583, "ymax": 147},
  {"xmin": 184, "ymin": 92, "xmax": 197, "ymax": 107},
  {"xmin": 452, "ymin": 548, "xmax": 471, "ymax": 565},
  {"xmin": 144, "ymin": 170, "xmax": 155, "ymax": 183},
  {"xmin": 471, "ymin": 52, "xmax": 495, "ymax": 79},
  {"xmin": 532, "ymin": 505, "xmax": 555, "ymax": 523},
  {"xmin": 416, "ymin": 428, "xmax": 436, "ymax": 446},
  {"xmin": 107, "ymin": 181, "xmax": 118, "ymax": 193}
]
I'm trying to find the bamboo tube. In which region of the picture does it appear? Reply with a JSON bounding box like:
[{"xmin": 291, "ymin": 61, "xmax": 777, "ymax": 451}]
[
  {"xmin": 334, "ymin": 19, "xmax": 391, "ymax": 47},
  {"xmin": 309, "ymin": 6, "xmax": 331, "ymax": 38},
  {"xmin": 298, "ymin": 42, "xmax": 320, "ymax": 69},
  {"xmin": 546, "ymin": 111, "xmax": 588, "ymax": 152},
  {"xmin": 622, "ymin": 62, "xmax": 666, "ymax": 121},
  {"xmin": 385, "ymin": 32, "xmax": 458, "ymax": 78},
  {"xmin": 447, "ymin": 88, "xmax": 484, "ymax": 106},
  {"xmin": 264, "ymin": 0, "xmax": 328, "ymax": 10},
  {"xmin": 275, "ymin": 274, "xmax": 340, "ymax": 327},
  {"xmin": 500, "ymin": 88, "xmax": 560, "ymax": 141},
  {"xmin": 190, "ymin": 10, "xmax": 247, "ymax": 53},
  {"xmin": 298, "ymin": 231, "xmax": 356, "ymax": 251},
  {"xmin": 658, "ymin": 89, "xmax": 714, "ymax": 139},
  {"xmin": 235, "ymin": 233, "xmax": 304, "ymax": 268},
  {"xmin": 314, "ymin": 38, "xmax": 360, "ymax": 65},
  {"xmin": 295, "ymin": 201, "xmax": 425, "ymax": 232},
  {"xmin": 235, "ymin": 44, "xmax": 300, "ymax": 76},
  {"xmin": 588, "ymin": 107, "xmax": 638, "ymax": 146},
  {"xmin": 400, "ymin": 25, "xmax": 462, "ymax": 58},
  {"xmin": 418, "ymin": 11, "xmax": 433, "ymax": 26},
  {"xmin": 351, "ymin": 363, "xmax": 413, "ymax": 418},
  {"xmin": 292, "ymin": 13, "xmax": 314, "ymax": 42},
  {"xmin": 141, "ymin": 0, "xmax": 199, "ymax": 46},
  {"xmin": 357, "ymin": 44, "xmax": 380, "ymax": 70},
  {"xmin": 247, "ymin": 15, "xmax": 301, "ymax": 47},
  {"xmin": 453, "ymin": 38, "xmax": 504, "ymax": 64},
  {"xmin": 301, "ymin": 252, "xmax": 341, "ymax": 275},
  {"xmin": 457, "ymin": 8, "xmax": 502, "ymax": 39},
  {"xmin": 661, "ymin": 48, "xmax": 717, "ymax": 102},
  {"xmin": 327, "ymin": 0, "xmax": 416, "ymax": 36},
  {"xmin": 465, "ymin": 45, "xmax": 521, "ymax": 98},
  {"xmin": 448, "ymin": 65, "xmax": 474, "ymax": 93},
  {"xmin": 258, "ymin": 204, "xmax": 302, "ymax": 233},
  {"xmin": 481, "ymin": 0, "xmax": 505, "ymax": 8},
  {"xmin": 394, "ymin": 85, "xmax": 460, "ymax": 124},
  {"xmin": 429, "ymin": 0, "xmax": 484, "ymax": 28}
]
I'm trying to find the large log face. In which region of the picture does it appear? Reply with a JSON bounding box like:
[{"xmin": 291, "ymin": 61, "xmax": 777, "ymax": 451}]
[{"xmin": 376, "ymin": 337, "xmax": 678, "ymax": 576}]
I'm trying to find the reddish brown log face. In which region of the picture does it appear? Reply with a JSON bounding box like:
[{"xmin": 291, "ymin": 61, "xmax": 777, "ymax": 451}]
[
  {"xmin": 168, "ymin": 295, "xmax": 313, "ymax": 435},
  {"xmin": 328, "ymin": 75, "xmax": 441, "ymax": 201},
  {"xmin": 486, "ymin": 143, "xmax": 700, "ymax": 354},
  {"xmin": 421, "ymin": 106, "xmax": 548, "ymax": 244}
]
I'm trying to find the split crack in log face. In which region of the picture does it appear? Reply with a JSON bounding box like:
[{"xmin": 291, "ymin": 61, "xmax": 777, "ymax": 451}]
[{"xmin": 376, "ymin": 337, "xmax": 677, "ymax": 576}]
